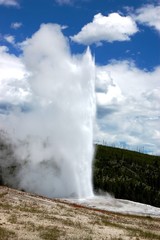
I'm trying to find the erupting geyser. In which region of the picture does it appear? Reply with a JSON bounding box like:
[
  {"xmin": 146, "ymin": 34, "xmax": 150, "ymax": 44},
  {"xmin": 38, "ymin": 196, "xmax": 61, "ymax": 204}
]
[{"xmin": 0, "ymin": 24, "xmax": 96, "ymax": 198}]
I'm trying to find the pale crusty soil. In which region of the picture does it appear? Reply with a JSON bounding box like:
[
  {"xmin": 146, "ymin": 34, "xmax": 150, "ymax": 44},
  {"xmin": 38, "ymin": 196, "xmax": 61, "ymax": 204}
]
[{"xmin": 0, "ymin": 186, "xmax": 160, "ymax": 240}]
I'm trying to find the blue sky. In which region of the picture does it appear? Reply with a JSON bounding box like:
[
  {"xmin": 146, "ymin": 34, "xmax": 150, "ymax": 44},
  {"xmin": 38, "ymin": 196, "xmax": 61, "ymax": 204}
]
[{"xmin": 0, "ymin": 0, "xmax": 160, "ymax": 154}]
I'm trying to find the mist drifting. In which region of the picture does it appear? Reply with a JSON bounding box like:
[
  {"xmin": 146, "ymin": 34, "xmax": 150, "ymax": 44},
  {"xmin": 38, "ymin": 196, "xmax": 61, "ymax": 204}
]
[{"xmin": 0, "ymin": 24, "xmax": 96, "ymax": 198}]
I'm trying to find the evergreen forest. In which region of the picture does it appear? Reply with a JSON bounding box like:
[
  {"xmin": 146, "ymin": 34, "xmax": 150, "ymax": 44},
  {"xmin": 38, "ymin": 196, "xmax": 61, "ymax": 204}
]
[{"xmin": 93, "ymin": 145, "xmax": 160, "ymax": 207}]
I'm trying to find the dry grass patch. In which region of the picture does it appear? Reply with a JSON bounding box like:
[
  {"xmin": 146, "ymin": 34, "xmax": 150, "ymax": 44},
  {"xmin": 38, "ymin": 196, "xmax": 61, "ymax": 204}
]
[
  {"xmin": 0, "ymin": 186, "xmax": 160, "ymax": 240},
  {"xmin": 0, "ymin": 226, "xmax": 17, "ymax": 240}
]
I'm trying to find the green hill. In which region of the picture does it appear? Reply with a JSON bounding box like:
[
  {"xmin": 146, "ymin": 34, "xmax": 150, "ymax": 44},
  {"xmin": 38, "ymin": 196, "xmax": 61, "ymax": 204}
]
[{"xmin": 93, "ymin": 145, "xmax": 160, "ymax": 207}]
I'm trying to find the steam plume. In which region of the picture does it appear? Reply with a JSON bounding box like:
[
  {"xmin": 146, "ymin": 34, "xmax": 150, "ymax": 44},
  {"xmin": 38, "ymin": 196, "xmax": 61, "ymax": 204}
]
[{"xmin": 0, "ymin": 24, "xmax": 96, "ymax": 198}]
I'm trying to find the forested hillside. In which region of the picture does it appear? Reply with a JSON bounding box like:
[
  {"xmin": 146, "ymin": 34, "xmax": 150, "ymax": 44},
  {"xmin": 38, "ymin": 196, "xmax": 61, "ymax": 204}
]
[{"xmin": 93, "ymin": 145, "xmax": 160, "ymax": 207}]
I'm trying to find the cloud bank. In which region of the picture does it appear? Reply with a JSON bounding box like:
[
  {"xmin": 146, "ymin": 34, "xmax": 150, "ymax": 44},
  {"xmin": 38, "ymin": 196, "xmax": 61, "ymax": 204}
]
[
  {"xmin": 0, "ymin": 46, "xmax": 29, "ymax": 105},
  {"xmin": 95, "ymin": 61, "xmax": 160, "ymax": 154}
]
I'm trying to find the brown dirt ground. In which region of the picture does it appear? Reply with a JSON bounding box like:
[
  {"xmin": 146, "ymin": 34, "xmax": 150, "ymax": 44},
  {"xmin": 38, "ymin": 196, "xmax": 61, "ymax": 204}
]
[{"xmin": 0, "ymin": 186, "xmax": 160, "ymax": 240}]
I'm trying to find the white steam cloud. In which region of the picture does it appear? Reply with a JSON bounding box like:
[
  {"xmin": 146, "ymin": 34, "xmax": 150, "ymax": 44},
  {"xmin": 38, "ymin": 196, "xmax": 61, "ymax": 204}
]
[{"xmin": 0, "ymin": 24, "xmax": 96, "ymax": 198}]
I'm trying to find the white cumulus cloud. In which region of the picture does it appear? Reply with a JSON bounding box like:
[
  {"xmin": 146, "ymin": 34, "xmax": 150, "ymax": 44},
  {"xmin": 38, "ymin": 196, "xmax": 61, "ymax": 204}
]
[
  {"xmin": 134, "ymin": 4, "xmax": 160, "ymax": 32},
  {"xmin": 71, "ymin": 13, "xmax": 138, "ymax": 45}
]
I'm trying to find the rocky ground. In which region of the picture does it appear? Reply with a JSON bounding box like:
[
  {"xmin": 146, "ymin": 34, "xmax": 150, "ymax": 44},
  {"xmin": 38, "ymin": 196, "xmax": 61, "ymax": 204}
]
[{"xmin": 0, "ymin": 186, "xmax": 160, "ymax": 240}]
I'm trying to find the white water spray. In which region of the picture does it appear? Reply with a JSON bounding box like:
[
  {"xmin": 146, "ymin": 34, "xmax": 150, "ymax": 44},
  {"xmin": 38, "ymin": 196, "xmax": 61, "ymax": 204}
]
[{"xmin": 0, "ymin": 24, "xmax": 96, "ymax": 198}]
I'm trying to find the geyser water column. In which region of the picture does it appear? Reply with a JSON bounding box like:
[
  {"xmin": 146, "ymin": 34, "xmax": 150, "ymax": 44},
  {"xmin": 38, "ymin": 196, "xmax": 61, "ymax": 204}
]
[{"xmin": 2, "ymin": 24, "xmax": 96, "ymax": 198}]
